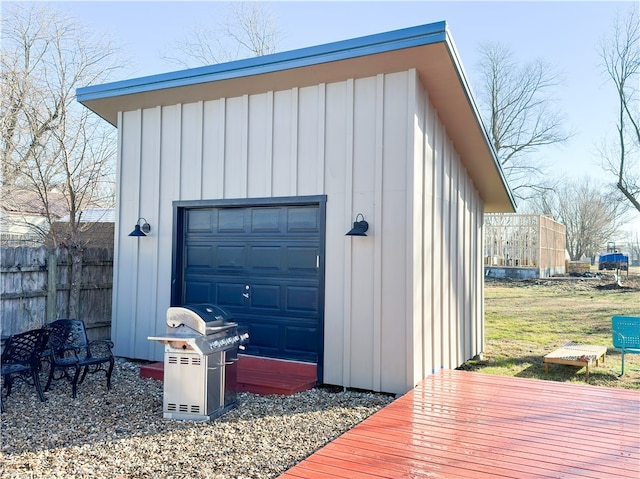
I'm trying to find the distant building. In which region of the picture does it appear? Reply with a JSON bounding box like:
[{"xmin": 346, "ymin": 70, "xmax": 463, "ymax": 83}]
[
  {"xmin": 0, "ymin": 188, "xmax": 69, "ymax": 245},
  {"xmin": 58, "ymin": 209, "xmax": 115, "ymax": 223},
  {"xmin": 50, "ymin": 209, "xmax": 115, "ymax": 248},
  {"xmin": 484, "ymin": 214, "xmax": 566, "ymax": 279},
  {"xmin": 0, "ymin": 187, "xmax": 114, "ymax": 248}
]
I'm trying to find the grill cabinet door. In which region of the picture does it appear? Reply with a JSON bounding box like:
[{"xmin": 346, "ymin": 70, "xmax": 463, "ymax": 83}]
[{"xmin": 164, "ymin": 352, "xmax": 206, "ymax": 418}]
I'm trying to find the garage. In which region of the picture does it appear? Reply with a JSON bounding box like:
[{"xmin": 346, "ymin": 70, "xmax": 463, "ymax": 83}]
[
  {"xmin": 78, "ymin": 21, "xmax": 515, "ymax": 394},
  {"xmin": 172, "ymin": 198, "xmax": 325, "ymax": 367}
]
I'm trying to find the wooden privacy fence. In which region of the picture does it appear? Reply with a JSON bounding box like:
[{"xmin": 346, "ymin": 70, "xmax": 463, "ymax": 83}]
[{"xmin": 1, "ymin": 246, "xmax": 113, "ymax": 341}]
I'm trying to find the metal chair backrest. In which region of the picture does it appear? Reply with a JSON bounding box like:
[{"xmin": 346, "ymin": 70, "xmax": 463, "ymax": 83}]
[
  {"xmin": 43, "ymin": 319, "xmax": 114, "ymax": 398},
  {"xmin": 612, "ymin": 316, "xmax": 640, "ymax": 350},
  {"xmin": 1, "ymin": 328, "xmax": 50, "ymax": 367},
  {"xmin": 46, "ymin": 319, "xmax": 91, "ymax": 360}
]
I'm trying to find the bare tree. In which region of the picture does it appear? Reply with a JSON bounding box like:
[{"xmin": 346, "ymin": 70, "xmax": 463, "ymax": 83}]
[
  {"xmin": 476, "ymin": 43, "xmax": 571, "ymax": 200},
  {"xmin": 163, "ymin": 2, "xmax": 280, "ymax": 69},
  {"xmin": 528, "ymin": 177, "xmax": 627, "ymax": 261},
  {"xmin": 1, "ymin": 3, "xmax": 120, "ymax": 319},
  {"xmin": 599, "ymin": 5, "xmax": 640, "ymax": 213}
]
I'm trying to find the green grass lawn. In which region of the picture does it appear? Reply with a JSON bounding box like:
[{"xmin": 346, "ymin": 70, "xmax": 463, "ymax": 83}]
[{"xmin": 460, "ymin": 279, "xmax": 640, "ymax": 390}]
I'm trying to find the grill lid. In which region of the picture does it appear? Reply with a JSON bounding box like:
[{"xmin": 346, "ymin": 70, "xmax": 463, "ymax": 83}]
[{"xmin": 166, "ymin": 304, "xmax": 233, "ymax": 335}]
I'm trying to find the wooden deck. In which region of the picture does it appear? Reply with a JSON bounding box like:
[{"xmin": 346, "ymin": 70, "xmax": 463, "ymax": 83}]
[{"xmin": 279, "ymin": 369, "xmax": 640, "ymax": 479}]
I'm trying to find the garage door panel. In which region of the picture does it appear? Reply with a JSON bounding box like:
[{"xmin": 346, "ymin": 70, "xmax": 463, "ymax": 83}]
[
  {"xmin": 287, "ymin": 246, "xmax": 319, "ymax": 271},
  {"xmin": 247, "ymin": 323, "xmax": 280, "ymax": 350},
  {"xmin": 215, "ymin": 283, "xmax": 246, "ymax": 307},
  {"xmin": 181, "ymin": 202, "xmax": 323, "ymax": 364},
  {"xmin": 250, "ymin": 284, "xmax": 281, "ymax": 309},
  {"xmin": 285, "ymin": 326, "xmax": 319, "ymax": 354},
  {"xmin": 286, "ymin": 286, "xmax": 319, "ymax": 313},
  {"xmin": 287, "ymin": 207, "xmax": 319, "ymax": 232},
  {"xmin": 187, "ymin": 210, "xmax": 214, "ymax": 232},
  {"xmin": 186, "ymin": 245, "xmax": 214, "ymax": 268},
  {"xmin": 238, "ymin": 311, "xmax": 316, "ymax": 324},
  {"xmin": 250, "ymin": 246, "xmax": 282, "ymax": 270},
  {"xmin": 217, "ymin": 208, "xmax": 245, "ymax": 232},
  {"xmin": 251, "ymin": 208, "xmax": 281, "ymax": 232},
  {"xmin": 184, "ymin": 282, "xmax": 211, "ymax": 304},
  {"xmin": 216, "ymin": 245, "xmax": 246, "ymax": 269}
]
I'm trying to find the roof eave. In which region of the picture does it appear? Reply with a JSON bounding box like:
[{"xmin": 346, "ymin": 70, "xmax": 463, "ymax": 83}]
[
  {"xmin": 78, "ymin": 20, "xmax": 515, "ymax": 213},
  {"xmin": 441, "ymin": 30, "xmax": 516, "ymax": 212},
  {"xmin": 77, "ymin": 22, "xmax": 448, "ymax": 108}
]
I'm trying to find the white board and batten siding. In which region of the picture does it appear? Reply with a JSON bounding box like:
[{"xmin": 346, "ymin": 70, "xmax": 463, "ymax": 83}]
[{"xmin": 113, "ymin": 68, "xmax": 484, "ymax": 395}]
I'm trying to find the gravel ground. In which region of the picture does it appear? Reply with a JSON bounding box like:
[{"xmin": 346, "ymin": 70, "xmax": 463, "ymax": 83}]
[{"xmin": 0, "ymin": 359, "xmax": 394, "ymax": 479}]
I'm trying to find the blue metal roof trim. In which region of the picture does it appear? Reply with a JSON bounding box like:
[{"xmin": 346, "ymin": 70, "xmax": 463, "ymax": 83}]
[{"xmin": 77, "ymin": 21, "xmax": 447, "ymax": 102}]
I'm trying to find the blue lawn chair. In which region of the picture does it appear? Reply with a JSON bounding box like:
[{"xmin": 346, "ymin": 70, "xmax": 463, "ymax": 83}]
[{"xmin": 612, "ymin": 315, "xmax": 640, "ymax": 375}]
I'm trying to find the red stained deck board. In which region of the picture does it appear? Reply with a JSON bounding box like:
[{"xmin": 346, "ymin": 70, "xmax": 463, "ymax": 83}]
[
  {"xmin": 379, "ymin": 397, "xmax": 637, "ymax": 454},
  {"xmin": 333, "ymin": 432, "xmax": 581, "ymax": 479},
  {"xmin": 138, "ymin": 361, "xmax": 164, "ymax": 381},
  {"xmin": 355, "ymin": 414, "xmax": 637, "ymax": 473},
  {"xmin": 344, "ymin": 420, "xmax": 629, "ymax": 478},
  {"xmin": 235, "ymin": 356, "xmax": 317, "ymax": 395},
  {"xmin": 237, "ymin": 355, "xmax": 316, "ymax": 377},
  {"xmin": 314, "ymin": 443, "xmax": 501, "ymax": 479},
  {"xmin": 236, "ymin": 369, "xmax": 317, "ymax": 395},
  {"xmin": 278, "ymin": 369, "xmax": 640, "ymax": 479}
]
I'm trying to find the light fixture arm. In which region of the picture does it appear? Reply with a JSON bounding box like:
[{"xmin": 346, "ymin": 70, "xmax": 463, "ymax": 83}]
[{"xmin": 137, "ymin": 218, "xmax": 151, "ymax": 234}]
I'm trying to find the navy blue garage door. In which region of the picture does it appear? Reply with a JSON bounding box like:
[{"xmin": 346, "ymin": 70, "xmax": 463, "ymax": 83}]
[{"xmin": 173, "ymin": 199, "xmax": 325, "ymax": 365}]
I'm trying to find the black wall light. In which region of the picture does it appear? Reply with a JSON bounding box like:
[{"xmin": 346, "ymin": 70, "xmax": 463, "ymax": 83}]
[
  {"xmin": 129, "ymin": 217, "xmax": 151, "ymax": 237},
  {"xmin": 345, "ymin": 213, "xmax": 369, "ymax": 236}
]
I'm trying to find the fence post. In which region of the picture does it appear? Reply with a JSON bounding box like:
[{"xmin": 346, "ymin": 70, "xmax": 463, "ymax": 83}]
[{"xmin": 47, "ymin": 252, "xmax": 57, "ymax": 323}]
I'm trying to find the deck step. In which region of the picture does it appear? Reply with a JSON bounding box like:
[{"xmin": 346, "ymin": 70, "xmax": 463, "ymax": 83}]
[
  {"xmin": 139, "ymin": 361, "xmax": 164, "ymax": 381},
  {"xmin": 139, "ymin": 355, "xmax": 317, "ymax": 396}
]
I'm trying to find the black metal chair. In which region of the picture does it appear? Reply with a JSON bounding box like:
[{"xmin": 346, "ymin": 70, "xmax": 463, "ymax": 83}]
[
  {"xmin": 1, "ymin": 328, "xmax": 51, "ymax": 413},
  {"xmin": 44, "ymin": 319, "xmax": 115, "ymax": 398}
]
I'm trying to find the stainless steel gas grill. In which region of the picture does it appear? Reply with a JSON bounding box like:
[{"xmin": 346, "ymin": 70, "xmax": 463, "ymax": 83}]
[{"xmin": 148, "ymin": 304, "xmax": 249, "ymax": 421}]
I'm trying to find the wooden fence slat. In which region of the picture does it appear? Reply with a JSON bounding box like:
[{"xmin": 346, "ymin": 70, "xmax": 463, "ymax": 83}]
[{"xmin": 0, "ymin": 246, "xmax": 113, "ymax": 341}]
